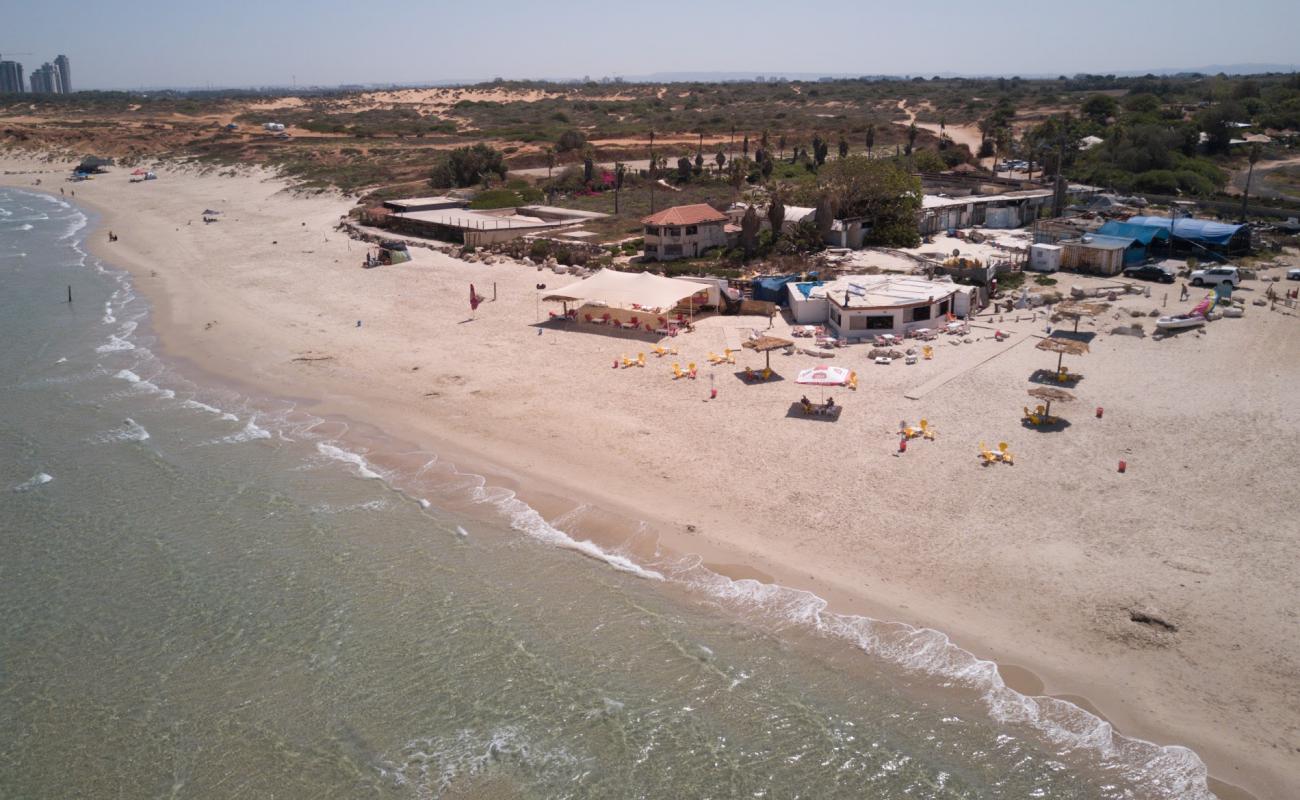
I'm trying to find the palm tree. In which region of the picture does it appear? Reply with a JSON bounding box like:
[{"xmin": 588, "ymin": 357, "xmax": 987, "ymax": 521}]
[
  {"xmin": 545, "ymin": 147, "xmax": 555, "ymax": 180},
  {"xmin": 905, "ymin": 123, "xmax": 918, "ymax": 156},
  {"xmin": 865, "ymin": 124, "xmax": 876, "ymax": 158},
  {"xmin": 777, "ymin": 133, "xmax": 786, "ymax": 160}
]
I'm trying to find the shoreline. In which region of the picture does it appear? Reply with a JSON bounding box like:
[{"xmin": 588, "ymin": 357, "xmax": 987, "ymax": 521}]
[{"xmin": 3, "ymin": 162, "xmax": 1288, "ymax": 799}]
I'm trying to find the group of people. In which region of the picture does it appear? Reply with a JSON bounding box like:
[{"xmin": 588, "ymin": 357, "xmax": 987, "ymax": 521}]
[{"xmin": 800, "ymin": 395, "xmax": 837, "ymax": 417}]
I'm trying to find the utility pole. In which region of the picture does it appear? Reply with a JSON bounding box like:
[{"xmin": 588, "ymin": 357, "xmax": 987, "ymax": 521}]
[
  {"xmin": 1239, "ymin": 144, "xmax": 1260, "ymax": 223},
  {"xmin": 648, "ymin": 129, "xmax": 656, "ymax": 214},
  {"xmin": 1051, "ymin": 116, "xmax": 1068, "ymax": 218}
]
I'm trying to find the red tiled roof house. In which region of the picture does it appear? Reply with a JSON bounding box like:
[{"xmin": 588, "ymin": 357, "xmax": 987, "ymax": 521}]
[{"xmin": 641, "ymin": 203, "xmax": 728, "ymax": 261}]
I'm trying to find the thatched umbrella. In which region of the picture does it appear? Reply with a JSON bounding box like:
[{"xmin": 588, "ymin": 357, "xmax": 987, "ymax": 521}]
[
  {"xmin": 1054, "ymin": 300, "xmax": 1109, "ymax": 332},
  {"xmin": 1028, "ymin": 385, "xmax": 1076, "ymax": 418},
  {"xmin": 742, "ymin": 335, "xmax": 793, "ymax": 371},
  {"xmin": 1035, "ymin": 336, "xmax": 1090, "ymax": 375}
]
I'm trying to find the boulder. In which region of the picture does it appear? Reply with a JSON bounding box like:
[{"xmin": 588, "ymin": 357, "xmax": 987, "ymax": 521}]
[{"xmin": 1070, "ymin": 285, "xmax": 1086, "ymax": 299}]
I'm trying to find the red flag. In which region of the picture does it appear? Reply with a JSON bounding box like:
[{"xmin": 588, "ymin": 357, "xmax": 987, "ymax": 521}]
[{"xmin": 470, "ymin": 283, "xmax": 481, "ymax": 311}]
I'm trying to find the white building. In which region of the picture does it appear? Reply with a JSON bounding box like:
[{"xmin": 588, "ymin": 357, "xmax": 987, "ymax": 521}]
[{"xmin": 786, "ymin": 275, "xmax": 973, "ymax": 340}]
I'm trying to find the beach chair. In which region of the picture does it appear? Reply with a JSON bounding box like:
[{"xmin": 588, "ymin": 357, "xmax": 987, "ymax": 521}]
[
  {"xmin": 800, "ymin": 398, "xmax": 814, "ymax": 415},
  {"xmin": 998, "ymin": 442, "xmax": 1014, "ymax": 465},
  {"xmin": 722, "ymin": 348, "xmax": 736, "ymax": 364},
  {"xmin": 848, "ymin": 371, "xmax": 858, "ymax": 390},
  {"xmin": 652, "ymin": 345, "xmax": 668, "ymax": 358},
  {"xmin": 979, "ymin": 442, "xmax": 999, "ymax": 465},
  {"xmin": 636, "ymin": 353, "xmax": 646, "ymax": 368},
  {"xmin": 707, "ymin": 351, "xmax": 724, "ymax": 365},
  {"xmin": 761, "ymin": 367, "xmax": 772, "ymax": 381},
  {"xmin": 585, "ymin": 313, "xmax": 595, "ymax": 324},
  {"xmin": 621, "ymin": 354, "xmax": 635, "ymax": 368},
  {"xmin": 1023, "ymin": 406, "xmax": 1042, "ymax": 426},
  {"xmin": 923, "ymin": 345, "xmax": 934, "ymax": 360},
  {"xmin": 920, "ymin": 418, "xmax": 936, "ymax": 440},
  {"xmin": 743, "ymin": 367, "xmax": 756, "ymax": 382},
  {"xmin": 672, "ymin": 363, "xmax": 685, "ymax": 380},
  {"xmin": 688, "ymin": 362, "xmax": 698, "ymax": 379},
  {"xmin": 903, "ymin": 425, "xmax": 919, "ymax": 440}
]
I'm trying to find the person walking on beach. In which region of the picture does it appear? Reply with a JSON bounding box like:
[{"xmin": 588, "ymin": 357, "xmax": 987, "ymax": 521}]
[{"xmin": 1179, "ymin": 282, "xmax": 1189, "ymax": 301}]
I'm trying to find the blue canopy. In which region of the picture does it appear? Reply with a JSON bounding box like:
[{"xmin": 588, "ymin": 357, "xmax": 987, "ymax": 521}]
[
  {"xmin": 1124, "ymin": 216, "xmax": 1246, "ymax": 246},
  {"xmin": 753, "ymin": 274, "xmax": 816, "ymax": 306},
  {"xmin": 1097, "ymin": 221, "xmax": 1169, "ymax": 246}
]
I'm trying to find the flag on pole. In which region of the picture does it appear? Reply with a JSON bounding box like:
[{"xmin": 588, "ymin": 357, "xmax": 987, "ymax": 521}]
[{"xmin": 470, "ymin": 284, "xmax": 482, "ymax": 311}]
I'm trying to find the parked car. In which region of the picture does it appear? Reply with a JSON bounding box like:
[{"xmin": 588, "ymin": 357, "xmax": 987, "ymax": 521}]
[
  {"xmin": 1287, "ymin": 268, "xmax": 1300, "ymax": 281},
  {"xmin": 1123, "ymin": 264, "xmax": 1176, "ymax": 283},
  {"xmin": 1189, "ymin": 266, "xmax": 1240, "ymax": 287}
]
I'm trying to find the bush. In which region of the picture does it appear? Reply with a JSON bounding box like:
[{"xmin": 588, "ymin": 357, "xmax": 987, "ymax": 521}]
[
  {"xmin": 556, "ymin": 129, "xmax": 587, "ymax": 152},
  {"xmin": 529, "ymin": 240, "xmax": 552, "ymax": 261},
  {"xmin": 1034, "ymin": 275, "xmax": 1058, "ymax": 286}
]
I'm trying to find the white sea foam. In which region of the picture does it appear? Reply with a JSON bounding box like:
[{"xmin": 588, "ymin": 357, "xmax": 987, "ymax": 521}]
[
  {"xmin": 55, "ymin": 357, "xmax": 67, "ymax": 364},
  {"xmin": 17, "ymin": 223, "xmax": 33, "ymax": 231},
  {"xmin": 96, "ymin": 335, "xmax": 135, "ymax": 353},
  {"xmin": 115, "ymin": 369, "xmax": 142, "ymax": 383},
  {"xmin": 675, "ymin": 564, "xmax": 1214, "ymax": 800},
  {"xmin": 471, "ymin": 484, "xmax": 663, "ymax": 581},
  {"xmin": 316, "ymin": 443, "xmax": 383, "ymax": 479},
  {"xmin": 59, "ymin": 211, "xmax": 88, "ymax": 240},
  {"xmin": 214, "ymin": 417, "xmax": 272, "ymax": 444},
  {"xmin": 102, "ymin": 302, "xmax": 116, "ymax": 324},
  {"xmin": 12, "ymin": 472, "xmax": 54, "ymax": 492},
  {"xmin": 181, "ymin": 399, "xmax": 239, "ymax": 421},
  {"xmin": 311, "ymin": 498, "xmax": 390, "ymax": 514},
  {"xmin": 454, "ymin": 525, "xmax": 469, "ymax": 538},
  {"xmin": 95, "ymin": 418, "xmax": 150, "ymax": 443}
]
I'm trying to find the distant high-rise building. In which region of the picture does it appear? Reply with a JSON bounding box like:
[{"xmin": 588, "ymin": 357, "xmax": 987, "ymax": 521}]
[
  {"xmin": 0, "ymin": 57, "xmax": 25, "ymax": 94},
  {"xmin": 30, "ymin": 63, "xmax": 56, "ymax": 94},
  {"xmin": 54, "ymin": 54, "xmax": 70, "ymax": 93}
]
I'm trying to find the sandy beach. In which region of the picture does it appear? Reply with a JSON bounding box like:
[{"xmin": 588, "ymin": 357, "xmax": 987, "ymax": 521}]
[{"xmin": 4, "ymin": 156, "xmax": 1297, "ymax": 799}]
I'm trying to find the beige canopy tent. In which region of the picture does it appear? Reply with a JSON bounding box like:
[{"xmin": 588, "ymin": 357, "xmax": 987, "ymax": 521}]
[{"xmin": 543, "ymin": 269, "xmax": 708, "ymax": 313}]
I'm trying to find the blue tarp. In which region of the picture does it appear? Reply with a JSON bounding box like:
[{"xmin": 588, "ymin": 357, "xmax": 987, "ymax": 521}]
[
  {"xmin": 754, "ymin": 274, "xmax": 816, "ymax": 306},
  {"xmin": 1124, "ymin": 216, "xmax": 1246, "ymax": 247},
  {"xmin": 1097, "ymin": 221, "xmax": 1169, "ymax": 246}
]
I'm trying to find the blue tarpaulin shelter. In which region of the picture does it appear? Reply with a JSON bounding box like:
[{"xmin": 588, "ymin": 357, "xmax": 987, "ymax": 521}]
[
  {"xmin": 1097, "ymin": 221, "xmax": 1169, "ymax": 246},
  {"xmin": 753, "ymin": 274, "xmax": 816, "ymax": 306},
  {"xmin": 1123, "ymin": 216, "xmax": 1249, "ymax": 253}
]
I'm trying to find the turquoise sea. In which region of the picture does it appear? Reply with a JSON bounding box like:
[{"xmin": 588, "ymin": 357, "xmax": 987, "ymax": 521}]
[{"xmin": 0, "ymin": 187, "xmax": 1212, "ymax": 798}]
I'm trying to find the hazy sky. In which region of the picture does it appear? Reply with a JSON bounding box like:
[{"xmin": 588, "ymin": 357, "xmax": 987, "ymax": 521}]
[{"xmin": 4, "ymin": 0, "xmax": 1298, "ymax": 89}]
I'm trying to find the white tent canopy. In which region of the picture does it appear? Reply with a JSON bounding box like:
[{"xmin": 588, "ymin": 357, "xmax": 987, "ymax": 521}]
[{"xmin": 543, "ymin": 269, "xmax": 706, "ymax": 311}]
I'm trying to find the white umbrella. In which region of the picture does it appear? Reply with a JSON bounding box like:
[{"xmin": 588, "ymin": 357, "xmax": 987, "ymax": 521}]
[
  {"xmin": 796, "ymin": 365, "xmax": 849, "ymax": 386},
  {"xmin": 796, "ymin": 365, "xmax": 848, "ymax": 404}
]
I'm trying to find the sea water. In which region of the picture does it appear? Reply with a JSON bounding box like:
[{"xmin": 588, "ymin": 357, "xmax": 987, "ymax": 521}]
[{"xmin": 0, "ymin": 188, "xmax": 1214, "ymax": 798}]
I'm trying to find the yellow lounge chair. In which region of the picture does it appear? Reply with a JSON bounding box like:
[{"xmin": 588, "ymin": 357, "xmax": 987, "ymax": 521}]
[
  {"xmin": 652, "ymin": 345, "xmax": 668, "ymax": 358},
  {"xmin": 920, "ymin": 418, "xmax": 936, "ymax": 440},
  {"xmin": 1023, "ymin": 406, "xmax": 1041, "ymax": 425},
  {"xmin": 722, "ymin": 348, "xmax": 736, "ymax": 364},
  {"xmin": 979, "ymin": 441, "xmax": 999, "ymax": 465},
  {"xmin": 923, "ymin": 345, "xmax": 934, "ymax": 360},
  {"xmin": 672, "ymin": 363, "xmax": 684, "ymax": 379},
  {"xmin": 688, "ymin": 362, "xmax": 698, "ymax": 379},
  {"xmin": 621, "ymin": 354, "xmax": 636, "ymax": 368},
  {"xmin": 998, "ymin": 442, "xmax": 1014, "ymax": 465},
  {"xmin": 761, "ymin": 367, "xmax": 772, "ymax": 381},
  {"xmin": 707, "ymin": 351, "xmax": 723, "ymax": 364},
  {"xmin": 903, "ymin": 426, "xmax": 919, "ymax": 440},
  {"xmin": 848, "ymin": 371, "xmax": 858, "ymax": 390},
  {"xmin": 636, "ymin": 353, "xmax": 646, "ymax": 367}
]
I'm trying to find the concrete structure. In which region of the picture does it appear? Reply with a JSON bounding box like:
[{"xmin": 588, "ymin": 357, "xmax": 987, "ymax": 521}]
[
  {"xmin": 787, "ymin": 275, "xmax": 965, "ymax": 340},
  {"xmin": 382, "ymin": 197, "xmax": 606, "ymax": 247},
  {"xmin": 382, "ymin": 196, "xmax": 468, "ymax": 214},
  {"xmin": 1028, "ymin": 243, "xmax": 1063, "ymax": 273},
  {"xmin": 918, "ymin": 185, "xmax": 1101, "ymax": 236},
  {"xmin": 53, "ymin": 55, "xmax": 70, "ymax": 93},
  {"xmin": 642, "ymin": 204, "xmax": 728, "ymax": 261},
  {"xmin": 0, "ymin": 57, "xmax": 24, "ymax": 94}
]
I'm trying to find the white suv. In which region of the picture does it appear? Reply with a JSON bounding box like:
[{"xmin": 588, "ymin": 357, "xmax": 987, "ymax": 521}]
[{"xmin": 1189, "ymin": 266, "xmax": 1240, "ymax": 288}]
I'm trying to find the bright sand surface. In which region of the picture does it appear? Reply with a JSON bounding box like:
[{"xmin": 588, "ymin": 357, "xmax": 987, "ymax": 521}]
[{"xmin": 4, "ymin": 156, "xmax": 1297, "ymax": 799}]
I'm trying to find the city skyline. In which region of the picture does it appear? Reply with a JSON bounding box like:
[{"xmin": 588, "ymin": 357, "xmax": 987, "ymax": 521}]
[{"xmin": 1, "ymin": 0, "xmax": 1298, "ymax": 91}]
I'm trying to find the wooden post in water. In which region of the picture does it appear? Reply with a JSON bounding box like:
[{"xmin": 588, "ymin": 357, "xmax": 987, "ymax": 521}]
[
  {"xmin": 493, "ymin": 282, "xmax": 497, "ymax": 302},
  {"xmin": 67, "ymin": 285, "xmax": 72, "ymax": 303}
]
